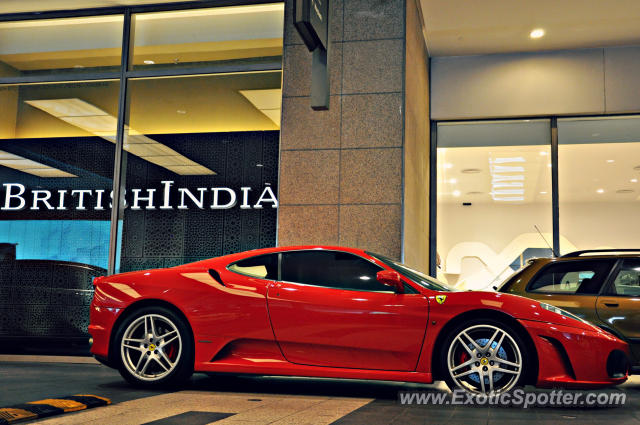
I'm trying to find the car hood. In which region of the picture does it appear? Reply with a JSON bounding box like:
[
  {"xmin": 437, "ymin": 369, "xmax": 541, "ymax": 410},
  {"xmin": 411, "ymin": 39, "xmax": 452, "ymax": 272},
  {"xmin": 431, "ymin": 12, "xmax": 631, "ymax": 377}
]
[{"xmin": 435, "ymin": 290, "xmax": 603, "ymax": 333}]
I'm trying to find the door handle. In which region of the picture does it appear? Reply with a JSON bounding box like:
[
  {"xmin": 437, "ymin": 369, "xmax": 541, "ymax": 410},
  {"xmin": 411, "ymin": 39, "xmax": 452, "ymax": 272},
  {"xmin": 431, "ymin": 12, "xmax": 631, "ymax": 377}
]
[{"xmin": 604, "ymin": 302, "xmax": 619, "ymax": 308}]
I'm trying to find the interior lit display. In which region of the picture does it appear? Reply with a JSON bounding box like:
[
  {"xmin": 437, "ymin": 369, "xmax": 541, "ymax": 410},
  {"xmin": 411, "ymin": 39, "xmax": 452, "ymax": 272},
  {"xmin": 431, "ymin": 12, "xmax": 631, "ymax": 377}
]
[
  {"xmin": 558, "ymin": 116, "xmax": 640, "ymax": 253},
  {"xmin": 437, "ymin": 120, "xmax": 553, "ymax": 290}
]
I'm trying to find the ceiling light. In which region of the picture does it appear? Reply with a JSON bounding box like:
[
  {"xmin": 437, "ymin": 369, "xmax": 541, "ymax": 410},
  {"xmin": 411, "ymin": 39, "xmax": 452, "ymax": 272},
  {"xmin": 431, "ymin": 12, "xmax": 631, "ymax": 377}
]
[
  {"xmin": 632, "ymin": 179, "xmax": 638, "ymax": 183},
  {"xmin": 0, "ymin": 150, "xmax": 76, "ymax": 178},
  {"xmin": 491, "ymin": 157, "xmax": 525, "ymax": 164},
  {"xmin": 607, "ymin": 159, "xmax": 615, "ymax": 163},
  {"xmin": 448, "ymin": 178, "xmax": 457, "ymax": 184},
  {"xmin": 530, "ymin": 28, "xmax": 545, "ymax": 39},
  {"xmin": 492, "ymin": 174, "xmax": 524, "ymax": 182},
  {"xmin": 492, "ymin": 182, "xmax": 524, "ymax": 188},
  {"xmin": 547, "ymin": 164, "xmax": 552, "ymax": 168},
  {"xmin": 143, "ymin": 60, "xmax": 155, "ymax": 65},
  {"xmin": 596, "ymin": 189, "xmax": 605, "ymax": 194},
  {"xmin": 539, "ymin": 151, "xmax": 548, "ymax": 156},
  {"xmin": 492, "ymin": 189, "xmax": 525, "ymax": 195},
  {"xmin": 540, "ymin": 191, "xmax": 548, "ymax": 194},
  {"xmin": 491, "ymin": 165, "xmax": 525, "ymax": 173},
  {"xmin": 444, "ymin": 163, "xmax": 453, "ymax": 169},
  {"xmin": 26, "ymin": 98, "xmax": 215, "ymax": 176},
  {"xmin": 176, "ymin": 110, "xmax": 187, "ymax": 114},
  {"xmin": 494, "ymin": 196, "xmax": 525, "ymax": 202},
  {"xmin": 452, "ymin": 190, "xmax": 461, "ymax": 197}
]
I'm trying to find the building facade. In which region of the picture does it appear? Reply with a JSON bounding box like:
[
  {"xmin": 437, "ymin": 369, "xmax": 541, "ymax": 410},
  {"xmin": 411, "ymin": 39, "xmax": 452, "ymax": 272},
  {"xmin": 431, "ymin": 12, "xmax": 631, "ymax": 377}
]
[{"xmin": 0, "ymin": 0, "xmax": 639, "ymax": 343}]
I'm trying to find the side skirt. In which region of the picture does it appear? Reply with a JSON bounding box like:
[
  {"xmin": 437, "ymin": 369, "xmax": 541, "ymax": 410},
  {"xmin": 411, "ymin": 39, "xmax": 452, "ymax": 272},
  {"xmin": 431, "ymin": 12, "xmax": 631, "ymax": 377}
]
[{"xmin": 195, "ymin": 360, "xmax": 433, "ymax": 384}]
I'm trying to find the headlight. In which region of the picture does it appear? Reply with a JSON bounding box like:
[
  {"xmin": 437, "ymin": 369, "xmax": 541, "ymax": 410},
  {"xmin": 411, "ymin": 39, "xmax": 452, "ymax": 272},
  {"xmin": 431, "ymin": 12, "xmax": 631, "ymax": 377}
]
[{"xmin": 539, "ymin": 302, "xmax": 590, "ymax": 324}]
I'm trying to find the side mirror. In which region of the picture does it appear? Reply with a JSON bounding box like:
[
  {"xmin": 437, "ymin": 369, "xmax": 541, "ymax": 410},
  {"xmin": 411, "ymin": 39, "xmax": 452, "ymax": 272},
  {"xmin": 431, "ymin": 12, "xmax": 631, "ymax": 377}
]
[{"xmin": 377, "ymin": 270, "xmax": 404, "ymax": 293}]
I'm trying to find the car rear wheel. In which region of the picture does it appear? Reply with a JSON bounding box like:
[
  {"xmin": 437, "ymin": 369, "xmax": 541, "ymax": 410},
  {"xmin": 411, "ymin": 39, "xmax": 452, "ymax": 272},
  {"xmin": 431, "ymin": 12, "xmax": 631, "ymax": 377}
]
[
  {"xmin": 115, "ymin": 306, "xmax": 193, "ymax": 387},
  {"xmin": 441, "ymin": 319, "xmax": 528, "ymax": 395}
]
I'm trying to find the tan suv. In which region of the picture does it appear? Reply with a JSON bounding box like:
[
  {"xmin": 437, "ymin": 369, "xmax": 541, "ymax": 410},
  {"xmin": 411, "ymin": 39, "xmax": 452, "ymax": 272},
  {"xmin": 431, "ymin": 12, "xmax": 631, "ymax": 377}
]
[{"xmin": 498, "ymin": 249, "xmax": 640, "ymax": 372}]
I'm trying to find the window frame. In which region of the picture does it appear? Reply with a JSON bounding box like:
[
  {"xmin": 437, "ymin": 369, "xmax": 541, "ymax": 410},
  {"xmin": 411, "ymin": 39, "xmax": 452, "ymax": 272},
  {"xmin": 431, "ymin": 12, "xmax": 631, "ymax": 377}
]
[{"xmin": 524, "ymin": 258, "xmax": 616, "ymax": 296}]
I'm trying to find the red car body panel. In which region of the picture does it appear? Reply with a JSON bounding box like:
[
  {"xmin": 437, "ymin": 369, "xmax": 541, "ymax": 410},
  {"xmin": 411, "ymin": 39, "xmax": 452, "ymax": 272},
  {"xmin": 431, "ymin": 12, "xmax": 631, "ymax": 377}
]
[{"xmin": 89, "ymin": 245, "xmax": 630, "ymax": 388}]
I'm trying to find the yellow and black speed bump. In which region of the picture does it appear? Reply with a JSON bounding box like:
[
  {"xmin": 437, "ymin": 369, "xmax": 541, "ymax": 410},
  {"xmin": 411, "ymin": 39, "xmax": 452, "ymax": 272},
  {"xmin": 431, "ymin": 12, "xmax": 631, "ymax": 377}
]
[{"xmin": 0, "ymin": 394, "xmax": 110, "ymax": 424}]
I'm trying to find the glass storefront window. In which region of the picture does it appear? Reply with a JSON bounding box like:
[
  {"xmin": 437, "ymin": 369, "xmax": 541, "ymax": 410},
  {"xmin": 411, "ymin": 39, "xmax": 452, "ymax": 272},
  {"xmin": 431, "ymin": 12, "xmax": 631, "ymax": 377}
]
[
  {"xmin": 558, "ymin": 116, "xmax": 640, "ymax": 253},
  {"xmin": 436, "ymin": 120, "xmax": 553, "ymax": 290},
  {"xmin": 0, "ymin": 16, "xmax": 123, "ymax": 78},
  {"xmin": 116, "ymin": 71, "xmax": 281, "ymax": 273},
  {"xmin": 0, "ymin": 81, "xmax": 118, "ymax": 339},
  {"xmin": 131, "ymin": 4, "xmax": 284, "ymax": 71}
]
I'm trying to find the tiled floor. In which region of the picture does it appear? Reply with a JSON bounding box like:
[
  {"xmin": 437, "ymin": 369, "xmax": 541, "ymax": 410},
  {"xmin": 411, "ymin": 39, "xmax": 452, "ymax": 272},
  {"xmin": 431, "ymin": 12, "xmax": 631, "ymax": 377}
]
[{"xmin": 2, "ymin": 360, "xmax": 639, "ymax": 425}]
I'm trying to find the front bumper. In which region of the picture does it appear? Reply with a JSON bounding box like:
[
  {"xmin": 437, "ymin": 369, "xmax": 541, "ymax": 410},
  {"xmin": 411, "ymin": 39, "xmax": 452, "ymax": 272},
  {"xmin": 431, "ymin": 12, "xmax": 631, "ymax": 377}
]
[{"xmin": 518, "ymin": 319, "xmax": 630, "ymax": 388}]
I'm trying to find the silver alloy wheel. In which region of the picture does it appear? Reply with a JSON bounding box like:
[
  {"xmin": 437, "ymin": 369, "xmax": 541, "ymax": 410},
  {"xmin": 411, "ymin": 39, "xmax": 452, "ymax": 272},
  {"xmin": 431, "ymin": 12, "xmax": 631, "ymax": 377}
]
[
  {"xmin": 120, "ymin": 313, "xmax": 182, "ymax": 382},
  {"xmin": 447, "ymin": 324, "xmax": 522, "ymax": 395}
]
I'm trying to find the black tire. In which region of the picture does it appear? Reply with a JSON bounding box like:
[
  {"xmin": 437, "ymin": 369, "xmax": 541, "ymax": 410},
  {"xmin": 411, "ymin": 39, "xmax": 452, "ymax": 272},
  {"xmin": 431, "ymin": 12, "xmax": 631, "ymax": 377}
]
[
  {"xmin": 114, "ymin": 305, "xmax": 194, "ymax": 388},
  {"xmin": 439, "ymin": 318, "xmax": 529, "ymax": 395}
]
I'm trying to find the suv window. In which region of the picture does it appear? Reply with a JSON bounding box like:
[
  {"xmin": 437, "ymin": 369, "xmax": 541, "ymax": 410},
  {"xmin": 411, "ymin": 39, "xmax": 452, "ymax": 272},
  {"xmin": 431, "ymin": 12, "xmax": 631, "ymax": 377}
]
[
  {"xmin": 228, "ymin": 253, "xmax": 278, "ymax": 279},
  {"xmin": 527, "ymin": 260, "xmax": 614, "ymax": 295},
  {"xmin": 605, "ymin": 259, "xmax": 640, "ymax": 297},
  {"xmin": 280, "ymin": 250, "xmax": 387, "ymax": 292}
]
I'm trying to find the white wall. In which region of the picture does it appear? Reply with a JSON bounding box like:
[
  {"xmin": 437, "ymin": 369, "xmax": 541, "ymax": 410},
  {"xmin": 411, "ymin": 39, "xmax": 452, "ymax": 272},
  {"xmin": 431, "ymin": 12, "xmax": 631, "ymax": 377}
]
[{"xmin": 431, "ymin": 46, "xmax": 640, "ymax": 120}]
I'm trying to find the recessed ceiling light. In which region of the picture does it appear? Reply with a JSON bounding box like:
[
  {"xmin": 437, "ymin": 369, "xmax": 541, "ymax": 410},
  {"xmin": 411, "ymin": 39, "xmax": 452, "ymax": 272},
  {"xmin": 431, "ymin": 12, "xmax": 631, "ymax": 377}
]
[
  {"xmin": 596, "ymin": 189, "xmax": 605, "ymax": 194},
  {"xmin": 616, "ymin": 189, "xmax": 634, "ymax": 194},
  {"xmin": 453, "ymin": 190, "xmax": 461, "ymax": 197},
  {"xmin": 540, "ymin": 191, "xmax": 547, "ymax": 194},
  {"xmin": 176, "ymin": 110, "xmax": 187, "ymax": 114},
  {"xmin": 143, "ymin": 60, "xmax": 155, "ymax": 65},
  {"xmin": 547, "ymin": 163, "xmax": 552, "ymax": 168},
  {"xmin": 448, "ymin": 178, "xmax": 457, "ymax": 184},
  {"xmin": 444, "ymin": 163, "xmax": 453, "ymax": 169},
  {"xmin": 461, "ymin": 168, "xmax": 481, "ymax": 174},
  {"xmin": 607, "ymin": 159, "xmax": 615, "ymax": 163},
  {"xmin": 632, "ymin": 179, "xmax": 638, "ymax": 183},
  {"xmin": 530, "ymin": 28, "xmax": 545, "ymax": 39},
  {"xmin": 256, "ymin": 163, "xmax": 264, "ymax": 167},
  {"xmin": 539, "ymin": 151, "xmax": 548, "ymax": 156}
]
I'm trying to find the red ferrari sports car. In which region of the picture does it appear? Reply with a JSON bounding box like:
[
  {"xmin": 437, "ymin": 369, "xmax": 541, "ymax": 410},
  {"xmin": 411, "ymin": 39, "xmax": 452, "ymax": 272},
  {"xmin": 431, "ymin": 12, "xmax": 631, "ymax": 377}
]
[{"xmin": 89, "ymin": 246, "xmax": 630, "ymax": 395}]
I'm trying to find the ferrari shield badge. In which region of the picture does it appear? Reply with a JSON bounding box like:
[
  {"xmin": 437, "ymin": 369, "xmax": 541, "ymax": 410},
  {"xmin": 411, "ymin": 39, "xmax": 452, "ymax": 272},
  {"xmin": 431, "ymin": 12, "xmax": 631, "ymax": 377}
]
[{"xmin": 435, "ymin": 295, "xmax": 447, "ymax": 304}]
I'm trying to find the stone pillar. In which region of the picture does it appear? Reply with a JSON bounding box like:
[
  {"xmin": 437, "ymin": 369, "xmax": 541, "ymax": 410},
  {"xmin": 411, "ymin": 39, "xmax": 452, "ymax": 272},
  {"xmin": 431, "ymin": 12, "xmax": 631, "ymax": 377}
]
[{"xmin": 278, "ymin": 0, "xmax": 429, "ymax": 264}]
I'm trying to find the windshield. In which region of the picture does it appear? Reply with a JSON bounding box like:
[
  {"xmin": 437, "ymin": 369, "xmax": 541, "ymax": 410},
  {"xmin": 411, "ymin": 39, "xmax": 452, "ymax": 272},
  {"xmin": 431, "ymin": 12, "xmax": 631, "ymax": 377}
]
[{"xmin": 366, "ymin": 252, "xmax": 456, "ymax": 292}]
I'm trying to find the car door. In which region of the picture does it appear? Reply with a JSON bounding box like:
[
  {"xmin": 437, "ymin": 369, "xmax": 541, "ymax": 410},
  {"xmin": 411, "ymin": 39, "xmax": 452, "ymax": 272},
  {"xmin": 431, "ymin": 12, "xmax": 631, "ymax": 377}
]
[
  {"xmin": 266, "ymin": 250, "xmax": 429, "ymax": 371},
  {"xmin": 522, "ymin": 259, "xmax": 615, "ymax": 322},
  {"xmin": 596, "ymin": 258, "xmax": 640, "ymax": 366}
]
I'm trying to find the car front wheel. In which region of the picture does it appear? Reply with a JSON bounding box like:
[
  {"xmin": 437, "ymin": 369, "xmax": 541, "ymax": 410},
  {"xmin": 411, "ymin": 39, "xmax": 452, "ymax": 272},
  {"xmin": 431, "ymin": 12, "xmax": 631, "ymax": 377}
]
[
  {"xmin": 115, "ymin": 306, "xmax": 193, "ymax": 387},
  {"xmin": 441, "ymin": 319, "xmax": 528, "ymax": 395}
]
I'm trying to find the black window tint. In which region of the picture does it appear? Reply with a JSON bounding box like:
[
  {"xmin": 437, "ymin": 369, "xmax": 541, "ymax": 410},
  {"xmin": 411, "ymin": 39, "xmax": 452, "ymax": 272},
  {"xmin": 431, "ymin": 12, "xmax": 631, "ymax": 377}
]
[
  {"xmin": 606, "ymin": 259, "xmax": 640, "ymax": 297},
  {"xmin": 281, "ymin": 250, "xmax": 386, "ymax": 291},
  {"xmin": 228, "ymin": 254, "xmax": 278, "ymax": 280},
  {"xmin": 527, "ymin": 260, "xmax": 613, "ymax": 295}
]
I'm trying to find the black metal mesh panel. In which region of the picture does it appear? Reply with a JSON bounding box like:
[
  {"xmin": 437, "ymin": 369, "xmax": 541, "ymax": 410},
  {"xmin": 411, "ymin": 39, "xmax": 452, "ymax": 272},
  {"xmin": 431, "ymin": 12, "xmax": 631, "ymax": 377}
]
[{"xmin": 119, "ymin": 130, "xmax": 279, "ymax": 272}]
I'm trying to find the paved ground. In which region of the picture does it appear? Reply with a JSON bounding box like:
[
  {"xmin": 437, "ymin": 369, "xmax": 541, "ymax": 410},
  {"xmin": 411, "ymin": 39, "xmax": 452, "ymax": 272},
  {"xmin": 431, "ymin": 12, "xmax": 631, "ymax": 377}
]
[{"xmin": 1, "ymin": 358, "xmax": 640, "ymax": 424}]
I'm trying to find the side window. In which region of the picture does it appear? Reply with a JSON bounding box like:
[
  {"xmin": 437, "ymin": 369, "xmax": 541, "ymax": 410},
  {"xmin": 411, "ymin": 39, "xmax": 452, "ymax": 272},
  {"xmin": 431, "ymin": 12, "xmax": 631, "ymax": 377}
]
[
  {"xmin": 605, "ymin": 259, "xmax": 640, "ymax": 297},
  {"xmin": 280, "ymin": 250, "xmax": 387, "ymax": 292},
  {"xmin": 527, "ymin": 260, "xmax": 613, "ymax": 295},
  {"xmin": 228, "ymin": 254, "xmax": 278, "ymax": 280}
]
